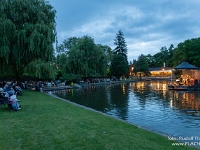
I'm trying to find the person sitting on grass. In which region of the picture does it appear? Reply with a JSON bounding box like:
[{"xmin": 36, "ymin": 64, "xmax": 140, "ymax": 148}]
[
  {"xmin": 3, "ymin": 82, "xmax": 15, "ymax": 95},
  {"xmin": 3, "ymin": 83, "xmax": 21, "ymax": 111},
  {"xmin": 8, "ymin": 94, "xmax": 21, "ymax": 111},
  {"xmin": 0, "ymin": 88, "xmax": 9, "ymax": 105}
]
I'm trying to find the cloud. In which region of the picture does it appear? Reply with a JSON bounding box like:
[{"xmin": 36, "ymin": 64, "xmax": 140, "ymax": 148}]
[{"xmin": 49, "ymin": 0, "xmax": 200, "ymax": 61}]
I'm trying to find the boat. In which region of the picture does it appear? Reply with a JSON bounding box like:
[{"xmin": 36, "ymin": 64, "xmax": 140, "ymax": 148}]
[{"xmin": 168, "ymin": 84, "xmax": 190, "ymax": 91}]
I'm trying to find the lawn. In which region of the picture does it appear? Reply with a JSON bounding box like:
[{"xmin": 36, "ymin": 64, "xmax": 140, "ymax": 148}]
[{"xmin": 0, "ymin": 90, "xmax": 197, "ymax": 150}]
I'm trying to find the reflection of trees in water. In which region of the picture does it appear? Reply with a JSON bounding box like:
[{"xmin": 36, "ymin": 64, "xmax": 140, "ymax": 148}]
[
  {"xmin": 54, "ymin": 85, "xmax": 111, "ymax": 112},
  {"xmin": 81, "ymin": 85, "xmax": 111, "ymax": 112},
  {"xmin": 170, "ymin": 91, "xmax": 200, "ymax": 110},
  {"xmin": 53, "ymin": 81, "xmax": 200, "ymax": 117},
  {"xmin": 109, "ymin": 83, "xmax": 129, "ymax": 120}
]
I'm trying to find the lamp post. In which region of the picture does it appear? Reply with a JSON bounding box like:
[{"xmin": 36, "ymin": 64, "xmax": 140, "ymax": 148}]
[
  {"xmin": 171, "ymin": 70, "xmax": 172, "ymax": 84},
  {"xmin": 170, "ymin": 69, "xmax": 175, "ymax": 84}
]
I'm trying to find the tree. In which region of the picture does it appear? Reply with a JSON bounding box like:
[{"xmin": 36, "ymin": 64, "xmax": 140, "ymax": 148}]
[
  {"xmin": 172, "ymin": 38, "xmax": 200, "ymax": 66},
  {"xmin": 113, "ymin": 30, "xmax": 128, "ymax": 59},
  {"xmin": 65, "ymin": 36, "xmax": 108, "ymax": 77},
  {"xmin": 152, "ymin": 46, "xmax": 168, "ymax": 67},
  {"xmin": 133, "ymin": 54, "xmax": 149, "ymax": 79},
  {"xmin": 110, "ymin": 54, "xmax": 129, "ymax": 78},
  {"xmin": 145, "ymin": 54, "xmax": 156, "ymax": 67},
  {"xmin": 56, "ymin": 53, "xmax": 68, "ymax": 78},
  {"xmin": 0, "ymin": 0, "xmax": 56, "ymax": 79},
  {"xmin": 166, "ymin": 44, "xmax": 174, "ymax": 67},
  {"xmin": 56, "ymin": 37, "xmax": 79, "ymax": 54},
  {"xmin": 96, "ymin": 44, "xmax": 113, "ymax": 66},
  {"xmin": 23, "ymin": 59, "xmax": 56, "ymax": 79},
  {"xmin": 146, "ymin": 45, "xmax": 176, "ymax": 68},
  {"xmin": 110, "ymin": 30, "xmax": 129, "ymax": 78}
]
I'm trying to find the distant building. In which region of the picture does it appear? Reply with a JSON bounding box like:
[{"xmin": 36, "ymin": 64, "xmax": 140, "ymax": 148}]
[
  {"xmin": 129, "ymin": 62, "xmax": 136, "ymax": 76},
  {"xmin": 149, "ymin": 67, "xmax": 172, "ymax": 77}
]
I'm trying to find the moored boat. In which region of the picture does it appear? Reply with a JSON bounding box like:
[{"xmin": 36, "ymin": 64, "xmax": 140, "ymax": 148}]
[{"xmin": 168, "ymin": 85, "xmax": 190, "ymax": 90}]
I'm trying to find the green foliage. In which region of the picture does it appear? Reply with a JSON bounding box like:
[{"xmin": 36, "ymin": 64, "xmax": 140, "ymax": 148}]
[
  {"xmin": 57, "ymin": 36, "xmax": 110, "ymax": 77},
  {"xmin": 172, "ymin": 38, "xmax": 200, "ymax": 66},
  {"xmin": 56, "ymin": 70, "xmax": 62, "ymax": 80},
  {"xmin": 56, "ymin": 37, "xmax": 79, "ymax": 54},
  {"xmin": 134, "ymin": 54, "xmax": 150, "ymax": 78},
  {"xmin": 110, "ymin": 54, "xmax": 129, "ymax": 78},
  {"xmin": 96, "ymin": 44, "xmax": 113, "ymax": 67},
  {"xmin": 146, "ymin": 37, "xmax": 200, "ymax": 68},
  {"xmin": 56, "ymin": 53, "xmax": 68, "ymax": 76},
  {"xmin": 0, "ymin": 0, "xmax": 56, "ymax": 79},
  {"xmin": 166, "ymin": 44, "xmax": 174, "ymax": 67},
  {"xmin": 145, "ymin": 54, "xmax": 156, "ymax": 67},
  {"xmin": 106, "ymin": 68, "xmax": 111, "ymax": 76},
  {"xmin": 151, "ymin": 46, "xmax": 169, "ymax": 67},
  {"xmin": 23, "ymin": 59, "xmax": 56, "ymax": 79},
  {"xmin": 145, "ymin": 45, "xmax": 174, "ymax": 68}
]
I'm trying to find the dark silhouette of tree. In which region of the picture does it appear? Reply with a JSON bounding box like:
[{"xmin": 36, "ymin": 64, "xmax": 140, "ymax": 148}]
[
  {"xmin": 110, "ymin": 30, "xmax": 129, "ymax": 78},
  {"xmin": 110, "ymin": 54, "xmax": 129, "ymax": 78}
]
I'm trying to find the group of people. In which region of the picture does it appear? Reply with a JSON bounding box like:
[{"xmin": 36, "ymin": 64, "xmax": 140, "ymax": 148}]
[
  {"xmin": 178, "ymin": 75, "xmax": 199, "ymax": 86},
  {"xmin": 80, "ymin": 77, "xmax": 117, "ymax": 84},
  {"xmin": 0, "ymin": 81, "xmax": 22, "ymax": 111}
]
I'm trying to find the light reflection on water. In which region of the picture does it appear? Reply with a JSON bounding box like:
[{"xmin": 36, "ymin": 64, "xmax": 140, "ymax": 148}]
[{"xmin": 52, "ymin": 80, "xmax": 200, "ymax": 142}]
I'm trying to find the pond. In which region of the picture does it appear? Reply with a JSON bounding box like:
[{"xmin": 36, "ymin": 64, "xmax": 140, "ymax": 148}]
[{"xmin": 51, "ymin": 80, "xmax": 200, "ymax": 146}]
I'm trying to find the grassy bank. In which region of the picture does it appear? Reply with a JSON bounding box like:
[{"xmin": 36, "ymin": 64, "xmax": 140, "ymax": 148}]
[{"xmin": 0, "ymin": 90, "xmax": 196, "ymax": 150}]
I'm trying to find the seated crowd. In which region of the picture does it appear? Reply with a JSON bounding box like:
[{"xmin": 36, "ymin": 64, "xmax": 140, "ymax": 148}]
[{"xmin": 0, "ymin": 81, "xmax": 22, "ymax": 111}]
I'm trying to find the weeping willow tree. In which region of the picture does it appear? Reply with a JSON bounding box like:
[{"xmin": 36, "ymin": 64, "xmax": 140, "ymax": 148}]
[
  {"xmin": 61, "ymin": 36, "xmax": 109, "ymax": 77},
  {"xmin": 0, "ymin": 0, "xmax": 56, "ymax": 79},
  {"xmin": 23, "ymin": 59, "xmax": 56, "ymax": 79}
]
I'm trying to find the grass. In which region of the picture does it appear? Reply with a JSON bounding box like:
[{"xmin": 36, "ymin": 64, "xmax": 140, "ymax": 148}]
[{"xmin": 0, "ymin": 90, "xmax": 197, "ymax": 150}]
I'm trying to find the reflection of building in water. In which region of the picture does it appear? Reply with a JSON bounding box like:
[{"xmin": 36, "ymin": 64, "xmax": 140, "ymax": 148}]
[
  {"xmin": 130, "ymin": 81, "xmax": 200, "ymax": 112},
  {"xmin": 121, "ymin": 83, "xmax": 126, "ymax": 94},
  {"xmin": 129, "ymin": 81, "xmax": 168, "ymax": 99},
  {"xmin": 171, "ymin": 92, "xmax": 200, "ymax": 110}
]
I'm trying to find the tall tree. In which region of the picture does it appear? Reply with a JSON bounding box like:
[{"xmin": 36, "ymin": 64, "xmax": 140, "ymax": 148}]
[
  {"xmin": 0, "ymin": 0, "xmax": 56, "ymax": 79},
  {"xmin": 110, "ymin": 30, "xmax": 129, "ymax": 78},
  {"xmin": 113, "ymin": 29, "xmax": 128, "ymax": 59}
]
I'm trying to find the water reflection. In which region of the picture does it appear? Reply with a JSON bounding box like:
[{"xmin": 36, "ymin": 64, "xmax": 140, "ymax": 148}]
[
  {"xmin": 52, "ymin": 81, "xmax": 200, "ymax": 144},
  {"xmin": 108, "ymin": 83, "xmax": 129, "ymax": 120}
]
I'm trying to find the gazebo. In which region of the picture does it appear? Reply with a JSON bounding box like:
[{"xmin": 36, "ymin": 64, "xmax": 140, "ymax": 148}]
[
  {"xmin": 174, "ymin": 62, "xmax": 199, "ymax": 70},
  {"xmin": 174, "ymin": 62, "xmax": 200, "ymax": 86}
]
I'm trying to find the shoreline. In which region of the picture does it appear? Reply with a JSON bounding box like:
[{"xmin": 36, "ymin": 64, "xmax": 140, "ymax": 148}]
[{"xmin": 42, "ymin": 78, "xmax": 172, "ymax": 91}]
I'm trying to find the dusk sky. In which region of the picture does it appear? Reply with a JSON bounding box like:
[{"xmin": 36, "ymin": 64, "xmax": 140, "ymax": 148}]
[{"xmin": 48, "ymin": 0, "xmax": 200, "ymax": 61}]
